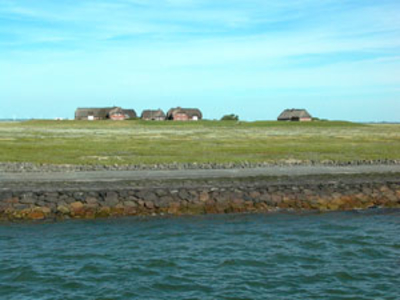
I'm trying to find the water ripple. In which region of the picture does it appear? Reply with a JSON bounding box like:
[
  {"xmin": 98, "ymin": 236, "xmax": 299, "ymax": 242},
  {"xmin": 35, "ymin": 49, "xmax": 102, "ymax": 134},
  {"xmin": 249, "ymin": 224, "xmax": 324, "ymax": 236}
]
[{"xmin": 1, "ymin": 210, "xmax": 400, "ymax": 299}]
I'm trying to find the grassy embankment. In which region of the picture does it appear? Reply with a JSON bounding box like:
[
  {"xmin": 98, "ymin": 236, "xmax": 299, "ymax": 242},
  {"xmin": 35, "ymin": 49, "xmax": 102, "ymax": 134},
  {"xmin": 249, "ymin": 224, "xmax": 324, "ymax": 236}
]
[{"xmin": 0, "ymin": 120, "xmax": 399, "ymax": 166}]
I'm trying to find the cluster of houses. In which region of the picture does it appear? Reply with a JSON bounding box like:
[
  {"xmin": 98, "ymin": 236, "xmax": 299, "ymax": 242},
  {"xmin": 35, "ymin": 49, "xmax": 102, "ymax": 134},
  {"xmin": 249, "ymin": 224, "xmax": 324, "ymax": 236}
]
[
  {"xmin": 74, "ymin": 106, "xmax": 313, "ymax": 122},
  {"xmin": 75, "ymin": 107, "xmax": 203, "ymax": 121}
]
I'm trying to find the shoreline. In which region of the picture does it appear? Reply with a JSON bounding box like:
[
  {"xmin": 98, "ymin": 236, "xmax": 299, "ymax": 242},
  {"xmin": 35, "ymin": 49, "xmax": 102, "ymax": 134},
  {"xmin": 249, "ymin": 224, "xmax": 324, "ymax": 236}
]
[{"xmin": 1, "ymin": 167, "xmax": 399, "ymax": 222}]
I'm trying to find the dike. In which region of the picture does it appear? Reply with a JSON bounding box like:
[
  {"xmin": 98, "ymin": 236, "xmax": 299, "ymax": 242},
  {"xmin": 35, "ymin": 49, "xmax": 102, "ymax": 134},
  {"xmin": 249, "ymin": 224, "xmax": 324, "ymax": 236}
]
[{"xmin": 1, "ymin": 174, "xmax": 399, "ymax": 221}]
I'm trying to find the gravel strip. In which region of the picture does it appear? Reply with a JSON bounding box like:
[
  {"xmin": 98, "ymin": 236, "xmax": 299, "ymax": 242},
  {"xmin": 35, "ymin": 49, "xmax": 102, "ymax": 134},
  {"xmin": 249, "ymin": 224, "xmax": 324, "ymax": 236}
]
[{"xmin": 0, "ymin": 160, "xmax": 400, "ymax": 173}]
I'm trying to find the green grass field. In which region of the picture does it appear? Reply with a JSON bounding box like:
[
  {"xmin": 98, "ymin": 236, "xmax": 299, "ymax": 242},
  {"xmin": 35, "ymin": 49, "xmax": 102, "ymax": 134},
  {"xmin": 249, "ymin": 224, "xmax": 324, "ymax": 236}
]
[{"xmin": 0, "ymin": 120, "xmax": 399, "ymax": 165}]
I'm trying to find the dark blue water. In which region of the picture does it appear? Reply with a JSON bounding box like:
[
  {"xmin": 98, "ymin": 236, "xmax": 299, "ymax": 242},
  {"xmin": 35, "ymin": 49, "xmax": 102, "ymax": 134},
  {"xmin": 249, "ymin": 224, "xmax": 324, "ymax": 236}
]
[{"xmin": 1, "ymin": 211, "xmax": 399, "ymax": 300}]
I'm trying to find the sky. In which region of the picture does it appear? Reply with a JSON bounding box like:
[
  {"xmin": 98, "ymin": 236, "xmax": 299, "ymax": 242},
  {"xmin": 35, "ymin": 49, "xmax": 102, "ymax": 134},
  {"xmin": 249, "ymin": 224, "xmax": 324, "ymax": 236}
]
[{"xmin": 0, "ymin": 0, "xmax": 400, "ymax": 121}]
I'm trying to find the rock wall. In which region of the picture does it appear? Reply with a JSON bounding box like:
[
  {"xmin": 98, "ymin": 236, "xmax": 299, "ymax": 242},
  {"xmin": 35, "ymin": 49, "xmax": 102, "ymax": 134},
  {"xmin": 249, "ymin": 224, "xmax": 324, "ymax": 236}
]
[{"xmin": 1, "ymin": 177, "xmax": 400, "ymax": 221}]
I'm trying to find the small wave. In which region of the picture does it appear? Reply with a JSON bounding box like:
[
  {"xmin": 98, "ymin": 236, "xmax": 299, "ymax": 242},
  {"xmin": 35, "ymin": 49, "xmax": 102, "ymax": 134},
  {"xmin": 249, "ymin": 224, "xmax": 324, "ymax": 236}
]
[{"xmin": 1, "ymin": 211, "xmax": 399, "ymax": 299}]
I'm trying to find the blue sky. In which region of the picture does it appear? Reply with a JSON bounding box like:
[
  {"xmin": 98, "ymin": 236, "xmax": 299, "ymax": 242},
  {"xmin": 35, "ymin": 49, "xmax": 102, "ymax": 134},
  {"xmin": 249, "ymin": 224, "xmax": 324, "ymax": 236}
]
[{"xmin": 1, "ymin": 0, "xmax": 400, "ymax": 121}]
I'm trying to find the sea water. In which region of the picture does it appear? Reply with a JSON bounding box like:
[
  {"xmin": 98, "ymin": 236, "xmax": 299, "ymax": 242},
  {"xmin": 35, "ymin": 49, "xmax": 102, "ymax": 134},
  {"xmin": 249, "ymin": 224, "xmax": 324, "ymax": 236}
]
[{"xmin": 1, "ymin": 210, "xmax": 399, "ymax": 299}]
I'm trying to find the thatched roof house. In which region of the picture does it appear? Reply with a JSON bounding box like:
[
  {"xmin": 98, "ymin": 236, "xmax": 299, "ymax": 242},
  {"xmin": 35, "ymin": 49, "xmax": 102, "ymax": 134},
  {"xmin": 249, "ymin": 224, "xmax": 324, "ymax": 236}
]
[
  {"xmin": 75, "ymin": 107, "xmax": 137, "ymax": 121},
  {"xmin": 75, "ymin": 107, "xmax": 112, "ymax": 120},
  {"xmin": 121, "ymin": 109, "xmax": 137, "ymax": 119},
  {"xmin": 141, "ymin": 109, "xmax": 166, "ymax": 121},
  {"xmin": 166, "ymin": 107, "xmax": 202, "ymax": 121},
  {"xmin": 277, "ymin": 109, "xmax": 312, "ymax": 122}
]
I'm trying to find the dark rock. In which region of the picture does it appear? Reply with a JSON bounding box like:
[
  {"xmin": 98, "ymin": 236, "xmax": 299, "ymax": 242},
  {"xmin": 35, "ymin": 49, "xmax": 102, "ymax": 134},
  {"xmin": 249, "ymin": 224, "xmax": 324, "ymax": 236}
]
[
  {"xmin": 127, "ymin": 195, "xmax": 139, "ymax": 201},
  {"xmin": 155, "ymin": 189, "xmax": 168, "ymax": 197},
  {"xmin": 64, "ymin": 197, "xmax": 77, "ymax": 204},
  {"xmin": 119, "ymin": 191, "xmax": 129, "ymax": 198},
  {"xmin": 178, "ymin": 190, "xmax": 190, "ymax": 200},
  {"xmin": 44, "ymin": 193, "xmax": 59, "ymax": 203},
  {"xmin": 13, "ymin": 204, "xmax": 30, "ymax": 210},
  {"xmin": 136, "ymin": 191, "xmax": 147, "ymax": 199},
  {"xmin": 0, "ymin": 193, "xmax": 13, "ymax": 201},
  {"xmin": 20, "ymin": 197, "xmax": 36, "ymax": 205},
  {"xmin": 157, "ymin": 196, "xmax": 174, "ymax": 208},
  {"xmin": 73, "ymin": 192, "xmax": 86, "ymax": 201},
  {"xmin": 249, "ymin": 191, "xmax": 261, "ymax": 198},
  {"xmin": 37, "ymin": 200, "xmax": 48, "ymax": 207},
  {"xmin": 104, "ymin": 192, "xmax": 119, "ymax": 205},
  {"xmin": 140, "ymin": 191, "xmax": 158, "ymax": 203},
  {"xmin": 85, "ymin": 197, "xmax": 98, "ymax": 205},
  {"xmin": 124, "ymin": 201, "xmax": 137, "ymax": 208},
  {"xmin": 215, "ymin": 193, "xmax": 229, "ymax": 203},
  {"xmin": 144, "ymin": 201, "xmax": 155, "ymax": 209}
]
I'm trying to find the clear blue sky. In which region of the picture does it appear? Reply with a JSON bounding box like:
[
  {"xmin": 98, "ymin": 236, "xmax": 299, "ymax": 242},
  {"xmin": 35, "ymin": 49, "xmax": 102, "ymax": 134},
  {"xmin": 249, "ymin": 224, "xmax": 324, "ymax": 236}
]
[{"xmin": 1, "ymin": 0, "xmax": 399, "ymax": 121}]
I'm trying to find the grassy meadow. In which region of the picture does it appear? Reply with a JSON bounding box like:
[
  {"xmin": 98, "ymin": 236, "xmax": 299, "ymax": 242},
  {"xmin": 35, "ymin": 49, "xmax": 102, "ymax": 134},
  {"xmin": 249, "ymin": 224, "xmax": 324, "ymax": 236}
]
[{"xmin": 0, "ymin": 120, "xmax": 399, "ymax": 166}]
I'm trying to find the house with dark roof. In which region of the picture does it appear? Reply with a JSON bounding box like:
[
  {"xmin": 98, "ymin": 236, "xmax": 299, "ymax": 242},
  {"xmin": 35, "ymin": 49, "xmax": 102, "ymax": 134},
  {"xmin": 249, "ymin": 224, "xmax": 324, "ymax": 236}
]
[
  {"xmin": 166, "ymin": 107, "xmax": 202, "ymax": 121},
  {"xmin": 141, "ymin": 109, "xmax": 166, "ymax": 121},
  {"xmin": 277, "ymin": 109, "xmax": 312, "ymax": 122},
  {"xmin": 75, "ymin": 107, "xmax": 137, "ymax": 121},
  {"xmin": 122, "ymin": 109, "xmax": 137, "ymax": 120}
]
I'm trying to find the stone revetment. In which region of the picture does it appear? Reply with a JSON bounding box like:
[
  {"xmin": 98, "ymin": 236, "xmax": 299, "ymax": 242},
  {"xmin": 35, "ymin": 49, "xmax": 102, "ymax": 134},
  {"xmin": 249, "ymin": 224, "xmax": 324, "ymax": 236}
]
[{"xmin": 1, "ymin": 173, "xmax": 399, "ymax": 221}]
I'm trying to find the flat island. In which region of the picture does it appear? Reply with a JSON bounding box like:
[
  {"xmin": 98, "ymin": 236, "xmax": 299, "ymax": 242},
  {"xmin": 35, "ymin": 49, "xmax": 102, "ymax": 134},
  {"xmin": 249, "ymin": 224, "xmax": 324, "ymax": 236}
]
[
  {"xmin": 0, "ymin": 120, "xmax": 400, "ymax": 167},
  {"xmin": 0, "ymin": 120, "xmax": 399, "ymax": 221}
]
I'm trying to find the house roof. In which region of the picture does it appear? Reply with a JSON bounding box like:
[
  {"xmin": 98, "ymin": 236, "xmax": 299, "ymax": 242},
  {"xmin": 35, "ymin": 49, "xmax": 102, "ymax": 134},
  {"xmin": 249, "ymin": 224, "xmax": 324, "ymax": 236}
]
[
  {"xmin": 122, "ymin": 109, "xmax": 137, "ymax": 119},
  {"xmin": 166, "ymin": 107, "xmax": 202, "ymax": 119},
  {"xmin": 109, "ymin": 107, "xmax": 124, "ymax": 115},
  {"xmin": 75, "ymin": 107, "xmax": 116, "ymax": 119},
  {"xmin": 141, "ymin": 109, "xmax": 165, "ymax": 119},
  {"xmin": 75, "ymin": 107, "xmax": 137, "ymax": 119},
  {"xmin": 278, "ymin": 109, "xmax": 312, "ymax": 120}
]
